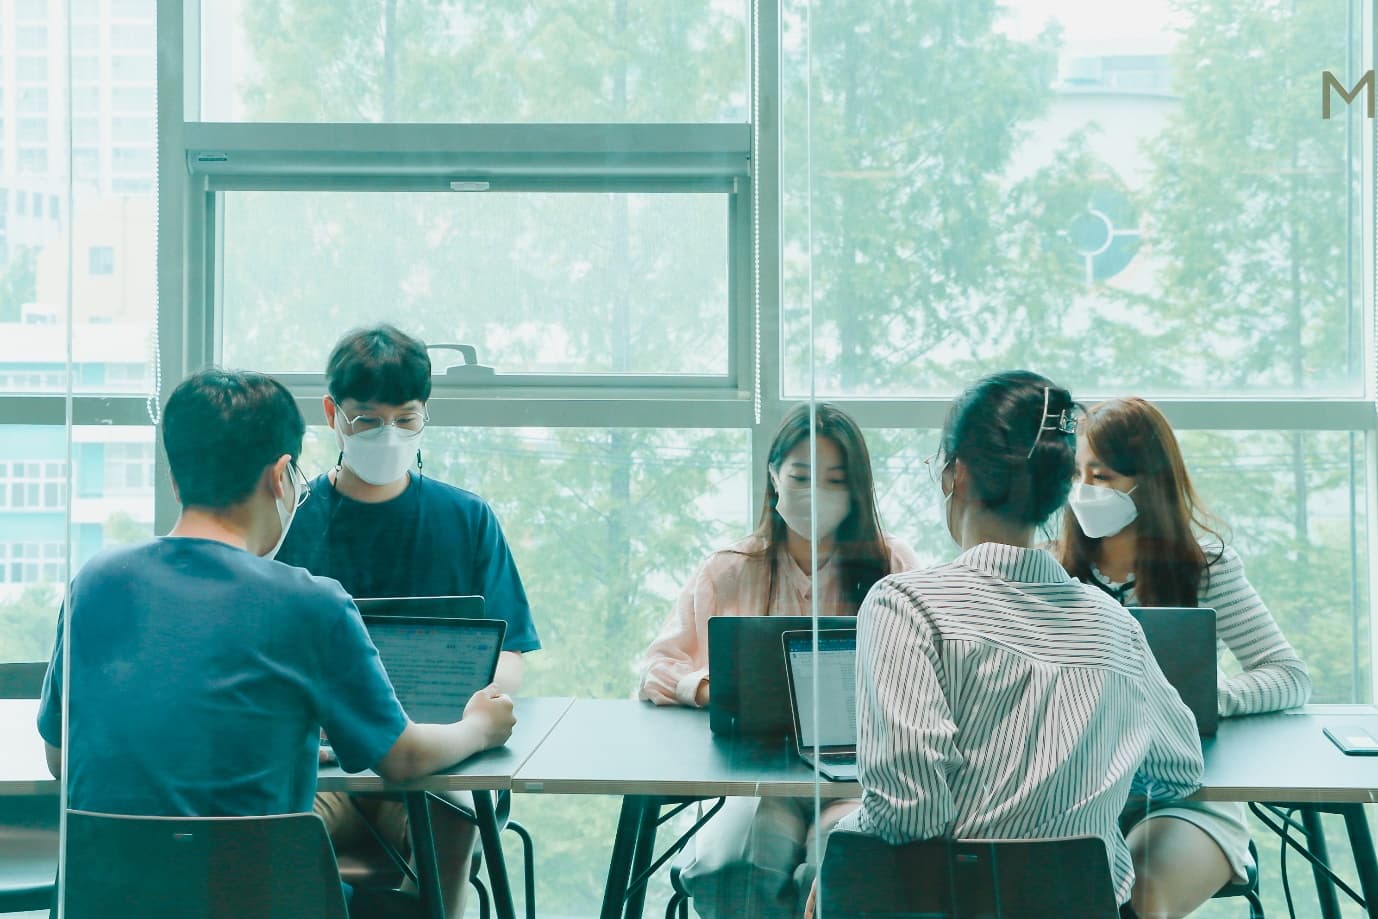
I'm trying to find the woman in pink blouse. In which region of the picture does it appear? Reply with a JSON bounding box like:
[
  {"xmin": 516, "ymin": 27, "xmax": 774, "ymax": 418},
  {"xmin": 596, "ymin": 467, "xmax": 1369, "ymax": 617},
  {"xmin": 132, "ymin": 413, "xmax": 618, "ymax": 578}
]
[{"xmin": 638, "ymin": 402, "xmax": 917, "ymax": 919}]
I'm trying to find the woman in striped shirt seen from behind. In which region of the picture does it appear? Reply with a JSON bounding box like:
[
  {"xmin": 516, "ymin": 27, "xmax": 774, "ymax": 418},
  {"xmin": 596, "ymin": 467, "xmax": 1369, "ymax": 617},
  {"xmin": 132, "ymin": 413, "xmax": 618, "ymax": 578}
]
[
  {"xmin": 809, "ymin": 371, "xmax": 1203, "ymax": 919},
  {"xmin": 1059, "ymin": 396, "xmax": 1312, "ymax": 919}
]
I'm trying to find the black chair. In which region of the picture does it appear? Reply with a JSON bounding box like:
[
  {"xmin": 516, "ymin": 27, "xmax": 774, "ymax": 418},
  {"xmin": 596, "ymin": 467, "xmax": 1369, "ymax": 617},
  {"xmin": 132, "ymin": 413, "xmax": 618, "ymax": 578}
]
[
  {"xmin": 1211, "ymin": 840, "xmax": 1265, "ymax": 918},
  {"xmin": 665, "ymin": 863, "xmax": 690, "ymax": 919},
  {"xmin": 0, "ymin": 661, "xmax": 57, "ymax": 916},
  {"xmin": 818, "ymin": 830, "xmax": 1122, "ymax": 919},
  {"xmin": 337, "ymin": 789, "xmax": 536, "ymax": 919},
  {"xmin": 62, "ymin": 810, "xmax": 348, "ymax": 919}
]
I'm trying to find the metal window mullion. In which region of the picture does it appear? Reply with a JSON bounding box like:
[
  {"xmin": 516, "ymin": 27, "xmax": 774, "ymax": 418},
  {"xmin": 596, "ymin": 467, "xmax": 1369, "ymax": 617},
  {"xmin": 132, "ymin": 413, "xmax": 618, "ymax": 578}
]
[
  {"xmin": 184, "ymin": 123, "xmax": 753, "ymax": 183},
  {"xmin": 270, "ymin": 373, "xmax": 737, "ymax": 394},
  {"xmin": 806, "ymin": 399, "xmax": 1378, "ymax": 433},
  {"xmin": 752, "ymin": 0, "xmax": 786, "ymax": 515},
  {"xmin": 154, "ymin": 0, "xmax": 189, "ymax": 535},
  {"xmin": 201, "ymin": 175, "xmax": 741, "ymax": 194},
  {"xmin": 285, "ymin": 395, "xmax": 756, "ymax": 430},
  {"xmin": 0, "ymin": 396, "xmax": 161, "ymax": 426},
  {"xmin": 1367, "ymin": 0, "xmax": 1378, "ymax": 705}
]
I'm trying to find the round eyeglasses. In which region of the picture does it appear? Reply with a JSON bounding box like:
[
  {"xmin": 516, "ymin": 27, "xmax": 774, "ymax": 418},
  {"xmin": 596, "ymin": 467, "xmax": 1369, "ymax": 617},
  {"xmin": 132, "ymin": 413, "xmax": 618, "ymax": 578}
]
[{"xmin": 337, "ymin": 409, "xmax": 428, "ymax": 441}]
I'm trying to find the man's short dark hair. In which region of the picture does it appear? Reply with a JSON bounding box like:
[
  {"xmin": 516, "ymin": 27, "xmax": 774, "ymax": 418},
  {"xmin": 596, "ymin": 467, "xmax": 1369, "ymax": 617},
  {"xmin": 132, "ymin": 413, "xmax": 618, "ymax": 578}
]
[
  {"xmin": 162, "ymin": 369, "xmax": 305, "ymax": 510},
  {"xmin": 326, "ymin": 325, "xmax": 432, "ymax": 406}
]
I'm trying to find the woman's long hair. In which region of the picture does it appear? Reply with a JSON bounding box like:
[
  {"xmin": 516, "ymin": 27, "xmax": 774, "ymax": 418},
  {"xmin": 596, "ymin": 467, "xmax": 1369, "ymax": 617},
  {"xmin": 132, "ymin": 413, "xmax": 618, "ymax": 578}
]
[
  {"xmin": 738, "ymin": 403, "xmax": 892, "ymax": 615},
  {"xmin": 1058, "ymin": 397, "xmax": 1226, "ymax": 607}
]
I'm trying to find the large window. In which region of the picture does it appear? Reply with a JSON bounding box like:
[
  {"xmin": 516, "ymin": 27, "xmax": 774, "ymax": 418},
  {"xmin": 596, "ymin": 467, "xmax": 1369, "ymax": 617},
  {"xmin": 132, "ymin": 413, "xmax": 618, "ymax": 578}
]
[
  {"xmin": 0, "ymin": 0, "xmax": 159, "ymax": 670},
  {"xmin": 0, "ymin": 0, "xmax": 1360, "ymax": 916},
  {"xmin": 221, "ymin": 190, "xmax": 736, "ymax": 377},
  {"xmin": 147, "ymin": 3, "xmax": 1377, "ymax": 917},
  {"xmin": 780, "ymin": 0, "xmax": 1362, "ymax": 398}
]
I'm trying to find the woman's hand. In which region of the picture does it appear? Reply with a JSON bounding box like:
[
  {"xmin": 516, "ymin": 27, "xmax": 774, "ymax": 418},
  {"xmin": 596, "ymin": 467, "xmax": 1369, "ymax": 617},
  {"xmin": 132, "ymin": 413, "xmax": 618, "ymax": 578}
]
[{"xmin": 803, "ymin": 878, "xmax": 818, "ymax": 919}]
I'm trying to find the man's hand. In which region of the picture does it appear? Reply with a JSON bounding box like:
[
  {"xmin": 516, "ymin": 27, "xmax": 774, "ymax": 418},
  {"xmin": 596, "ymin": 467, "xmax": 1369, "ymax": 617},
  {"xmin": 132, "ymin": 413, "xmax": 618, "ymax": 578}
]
[
  {"xmin": 318, "ymin": 730, "xmax": 336, "ymax": 765},
  {"xmin": 464, "ymin": 686, "xmax": 516, "ymax": 750},
  {"xmin": 803, "ymin": 878, "xmax": 818, "ymax": 919}
]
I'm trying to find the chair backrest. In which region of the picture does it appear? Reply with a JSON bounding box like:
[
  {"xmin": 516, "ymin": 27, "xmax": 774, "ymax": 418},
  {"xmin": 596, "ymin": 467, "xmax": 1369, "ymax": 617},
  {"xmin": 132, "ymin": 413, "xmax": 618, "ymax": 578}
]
[
  {"xmin": 819, "ymin": 831, "xmax": 1121, "ymax": 919},
  {"xmin": 62, "ymin": 810, "xmax": 348, "ymax": 919},
  {"xmin": 0, "ymin": 662, "xmax": 48, "ymax": 699}
]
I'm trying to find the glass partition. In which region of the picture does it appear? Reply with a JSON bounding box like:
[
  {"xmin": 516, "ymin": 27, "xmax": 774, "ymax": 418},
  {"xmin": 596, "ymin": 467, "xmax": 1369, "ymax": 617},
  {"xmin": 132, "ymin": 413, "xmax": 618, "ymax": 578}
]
[
  {"xmin": 789, "ymin": 0, "xmax": 1367, "ymax": 917},
  {"xmin": 0, "ymin": 0, "xmax": 1367, "ymax": 916}
]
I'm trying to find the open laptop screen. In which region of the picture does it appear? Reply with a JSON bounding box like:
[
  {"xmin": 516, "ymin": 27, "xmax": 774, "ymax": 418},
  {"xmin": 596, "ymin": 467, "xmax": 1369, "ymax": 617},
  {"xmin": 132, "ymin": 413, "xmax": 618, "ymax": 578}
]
[
  {"xmin": 785, "ymin": 632, "xmax": 858, "ymax": 750},
  {"xmin": 362, "ymin": 616, "xmax": 505, "ymax": 724}
]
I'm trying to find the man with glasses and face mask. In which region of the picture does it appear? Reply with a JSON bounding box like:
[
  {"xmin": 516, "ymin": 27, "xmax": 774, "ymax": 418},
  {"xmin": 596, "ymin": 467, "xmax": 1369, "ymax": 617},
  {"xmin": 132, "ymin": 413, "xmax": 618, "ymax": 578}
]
[
  {"xmin": 276, "ymin": 325, "xmax": 540, "ymax": 918},
  {"xmin": 36, "ymin": 369, "xmax": 514, "ymax": 918}
]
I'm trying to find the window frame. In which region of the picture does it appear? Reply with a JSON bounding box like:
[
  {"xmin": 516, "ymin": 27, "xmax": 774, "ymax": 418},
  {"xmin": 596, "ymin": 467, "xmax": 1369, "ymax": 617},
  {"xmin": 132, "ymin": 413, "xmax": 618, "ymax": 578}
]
[
  {"xmin": 183, "ymin": 121, "xmax": 755, "ymax": 395},
  {"xmin": 0, "ymin": 0, "xmax": 1370, "ymax": 697}
]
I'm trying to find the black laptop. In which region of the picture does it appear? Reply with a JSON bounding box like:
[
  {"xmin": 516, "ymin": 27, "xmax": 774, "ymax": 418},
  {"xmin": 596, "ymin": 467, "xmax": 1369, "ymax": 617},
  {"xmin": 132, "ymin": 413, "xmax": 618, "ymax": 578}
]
[
  {"xmin": 355, "ymin": 595, "xmax": 485, "ymax": 621},
  {"xmin": 1128, "ymin": 607, "xmax": 1218, "ymax": 737},
  {"xmin": 707, "ymin": 615, "xmax": 854, "ymax": 736}
]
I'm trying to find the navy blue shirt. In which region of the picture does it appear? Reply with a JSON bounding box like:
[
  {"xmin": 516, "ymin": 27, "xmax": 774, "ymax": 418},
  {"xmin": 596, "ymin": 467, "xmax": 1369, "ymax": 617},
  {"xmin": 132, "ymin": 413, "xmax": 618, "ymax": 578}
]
[
  {"xmin": 37, "ymin": 538, "xmax": 409, "ymax": 816},
  {"xmin": 277, "ymin": 472, "xmax": 540, "ymax": 653}
]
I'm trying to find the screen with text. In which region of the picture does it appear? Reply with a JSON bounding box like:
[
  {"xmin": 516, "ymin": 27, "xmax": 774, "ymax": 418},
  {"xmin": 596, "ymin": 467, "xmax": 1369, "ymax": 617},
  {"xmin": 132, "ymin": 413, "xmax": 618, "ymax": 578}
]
[
  {"xmin": 789, "ymin": 637, "xmax": 857, "ymax": 749},
  {"xmin": 365, "ymin": 621, "xmax": 501, "ymax": 723}
]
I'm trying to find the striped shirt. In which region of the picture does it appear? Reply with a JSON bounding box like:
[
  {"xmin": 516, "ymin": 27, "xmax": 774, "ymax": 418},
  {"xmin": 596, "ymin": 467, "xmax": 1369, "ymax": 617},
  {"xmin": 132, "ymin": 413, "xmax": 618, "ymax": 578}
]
[
  {"xmin": 1090, "ymin": 545, "xmax": 1312, "ymax": 717},
  {"xmin": 835, "ymin": 543, "xmax": 1203, "ymax": 905}
]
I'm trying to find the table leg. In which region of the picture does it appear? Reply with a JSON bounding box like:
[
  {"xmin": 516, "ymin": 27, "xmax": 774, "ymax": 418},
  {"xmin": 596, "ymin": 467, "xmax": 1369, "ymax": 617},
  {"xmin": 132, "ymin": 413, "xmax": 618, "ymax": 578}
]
[
  {"xmin": 623, "ymin": 797, "xmax": 663, "ymax": 919},
  {"xmin": 601, "ymin": 796, "xmax": 648, "ymax": 919},
  {"xmin": 473, "ymin": 789, "xmax": 518, "ymax": 919},
  {"xmin": 406, "ymin": 791, "xmax": 446, "ymax": 919},
  {"xmin": 1300, "ymin": 806, "xmax": 1344, "ymax": 919},
  {"xmin": 1340, "ymin": 804, "xmax": 1377, "ymax": 914}
]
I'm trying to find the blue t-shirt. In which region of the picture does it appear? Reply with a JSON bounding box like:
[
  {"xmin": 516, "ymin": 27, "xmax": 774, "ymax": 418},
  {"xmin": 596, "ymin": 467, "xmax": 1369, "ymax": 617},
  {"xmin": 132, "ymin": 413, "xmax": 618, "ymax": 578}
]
[
  {"xmin": 277, "ymin": 472, "xmax": 540, "ymax": 653},
  {"xmin": 36, "ymin": 538, "xmax": 409, "ymax": 816}
]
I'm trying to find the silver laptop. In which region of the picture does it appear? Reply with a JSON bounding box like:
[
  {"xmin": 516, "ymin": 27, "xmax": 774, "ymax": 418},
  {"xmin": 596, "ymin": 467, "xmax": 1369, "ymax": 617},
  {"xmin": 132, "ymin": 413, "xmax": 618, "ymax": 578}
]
[
  {"xmin": 360, "ymin": 614, "xmax": 505, "ymax": 724},
  {"xmin": 782, "ymin": 629, "xmax": 859, "ymax": 781}
]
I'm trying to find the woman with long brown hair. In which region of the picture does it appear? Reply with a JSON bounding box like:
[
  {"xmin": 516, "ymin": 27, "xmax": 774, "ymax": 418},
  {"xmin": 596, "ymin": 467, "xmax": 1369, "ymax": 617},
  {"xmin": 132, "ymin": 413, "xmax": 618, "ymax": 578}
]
[
  {"xmin": 638, "ymin": 402, "xmax": 916, "ymax": 919},
  {"xmin": 1059, "ymin": 396, "xmax": 1312, "ymax": 919}
]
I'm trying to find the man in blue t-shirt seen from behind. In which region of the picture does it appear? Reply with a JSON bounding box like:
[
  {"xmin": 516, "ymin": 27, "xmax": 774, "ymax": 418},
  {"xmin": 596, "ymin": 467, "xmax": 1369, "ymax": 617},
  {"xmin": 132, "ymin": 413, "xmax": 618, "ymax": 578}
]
[
  {"xmin": 37, "ymin": 369, "xmax": 515, "ymax": 916},
  {"xmin": 275, "ymin": 325, "xmax": 541, "ymax": 918}
]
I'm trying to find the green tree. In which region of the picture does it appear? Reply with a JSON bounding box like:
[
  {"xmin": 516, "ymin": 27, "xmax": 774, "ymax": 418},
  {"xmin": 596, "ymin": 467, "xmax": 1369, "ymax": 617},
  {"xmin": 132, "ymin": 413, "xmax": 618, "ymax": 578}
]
[
  {"xmin": 1141, "ymin": 0, "xmax": 1364, "ymax": 708},
  {"xmin": 0, "ymin": 246, "xmax": 39, "ymax": 324},
  {"xmin": 105, "ymin": 511, "xmax": 154, "ymax": 545},
  {"xmin": 0, "ymin": 584, "xmax": 58, "ymax": 662},
  {"xmin": 781, "ymin": 1, "xmax": 1094, "ymax": 394}
]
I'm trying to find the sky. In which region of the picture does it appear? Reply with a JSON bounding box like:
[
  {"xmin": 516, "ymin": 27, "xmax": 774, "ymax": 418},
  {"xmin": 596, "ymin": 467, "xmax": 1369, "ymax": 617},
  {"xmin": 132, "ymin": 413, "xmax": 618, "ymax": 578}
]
[{"xmin": 996, "ymin": 0, "xmax": 1187, "ymax": 42}]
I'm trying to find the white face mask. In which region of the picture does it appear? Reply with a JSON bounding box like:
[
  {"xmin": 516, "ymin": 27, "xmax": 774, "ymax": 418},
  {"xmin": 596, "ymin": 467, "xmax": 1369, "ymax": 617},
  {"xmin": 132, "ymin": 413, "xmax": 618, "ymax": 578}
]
[
  {"xmin": 772, "ymin": 477, "xmax": 852, "ymax": 542},
  {"xmin": 941, "ymin": 482, "xmax": 957, "ymax": 547},
  {"xmin": 337, "ymin": 425, "xmax": 420, "ymax": 486},
  {"xmin": 264, "ymin": 468, "xmax": 304, "ymax": 561},
  {"xmin": 1068, "ymin": 482, "xmax": 1138, "ymax": 539}
]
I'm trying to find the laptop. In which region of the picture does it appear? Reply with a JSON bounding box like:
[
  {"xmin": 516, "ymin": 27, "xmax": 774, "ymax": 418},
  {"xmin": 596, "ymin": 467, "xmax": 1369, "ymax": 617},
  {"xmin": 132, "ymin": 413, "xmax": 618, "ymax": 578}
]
[
  {"xmin": 360, "ymin": 614, "xmax": 505, "ymax": 724},
  {"xmin": 708, "ymin": 615, "xmax": 854, "ymax": 736},
  {"xmin": 1128, "ymin": 607, "xmax": 1218, "ymax": 737},
  {"xmin": 782, "ymin": 629, "xmax": 859, "ymax": 781},
  {"xmin": 354, "ymin": 595, "xmax": 485, "ymax": 621}
]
